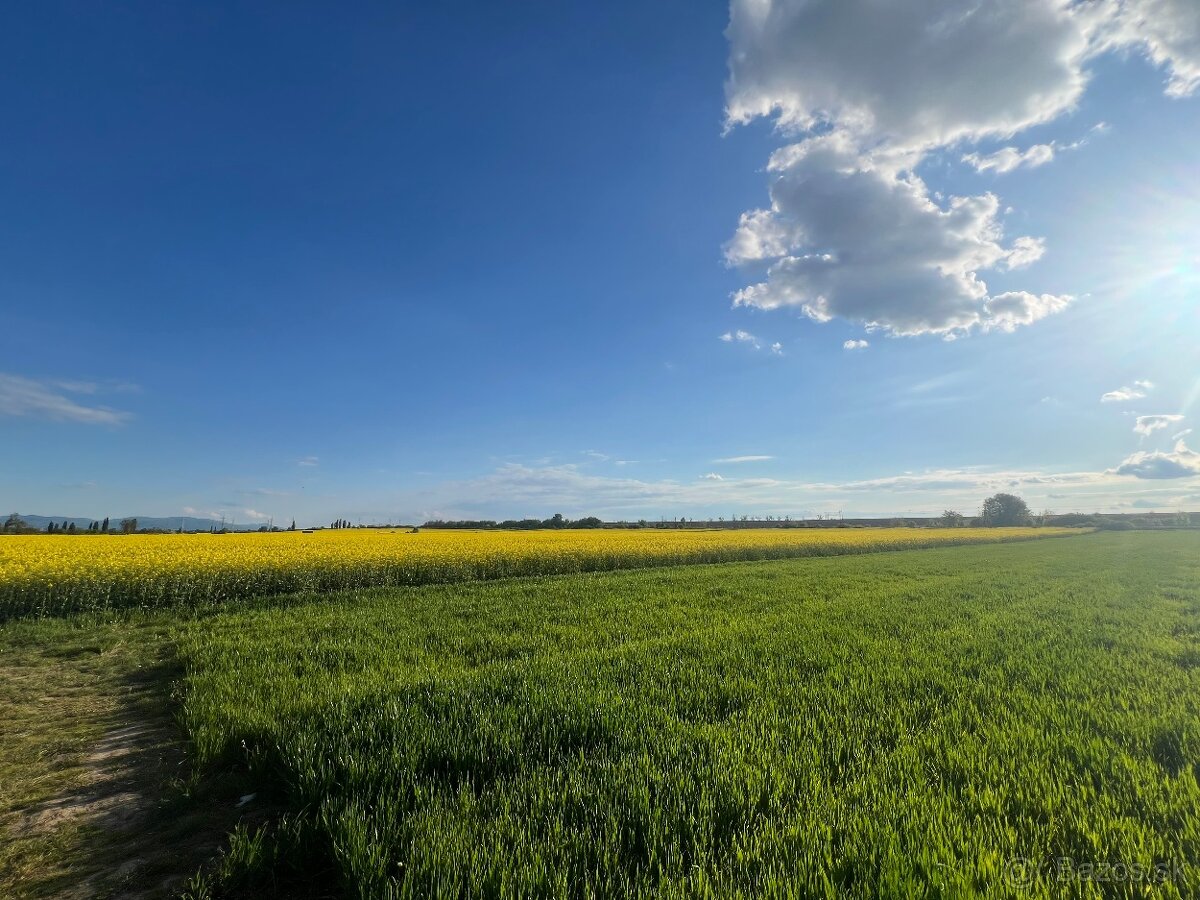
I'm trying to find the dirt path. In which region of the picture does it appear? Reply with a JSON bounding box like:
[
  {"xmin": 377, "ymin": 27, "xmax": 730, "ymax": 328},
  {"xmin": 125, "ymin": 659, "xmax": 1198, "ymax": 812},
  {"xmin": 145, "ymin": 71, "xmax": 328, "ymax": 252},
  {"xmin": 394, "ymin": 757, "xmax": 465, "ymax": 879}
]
[{"xmin": 0, "ymin": 625, "xmax": 244, "ymax": 899}]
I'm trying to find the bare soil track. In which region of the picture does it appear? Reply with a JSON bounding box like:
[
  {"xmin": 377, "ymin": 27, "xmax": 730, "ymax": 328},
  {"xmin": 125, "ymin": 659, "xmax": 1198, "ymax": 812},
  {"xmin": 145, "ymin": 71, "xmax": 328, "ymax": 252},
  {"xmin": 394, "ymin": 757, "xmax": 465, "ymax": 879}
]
[{"xmin": 1, "ymin": 636, "xmax": 241, "ymax": 899}]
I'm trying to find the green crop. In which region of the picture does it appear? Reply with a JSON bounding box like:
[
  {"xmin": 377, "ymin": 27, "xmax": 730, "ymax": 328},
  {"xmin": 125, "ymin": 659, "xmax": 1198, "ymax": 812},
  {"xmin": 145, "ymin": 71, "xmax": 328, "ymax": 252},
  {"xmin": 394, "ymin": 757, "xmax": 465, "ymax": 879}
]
[{"xmin": 176, "ymin": 532, "xmax": 1200, "ymax": 898}]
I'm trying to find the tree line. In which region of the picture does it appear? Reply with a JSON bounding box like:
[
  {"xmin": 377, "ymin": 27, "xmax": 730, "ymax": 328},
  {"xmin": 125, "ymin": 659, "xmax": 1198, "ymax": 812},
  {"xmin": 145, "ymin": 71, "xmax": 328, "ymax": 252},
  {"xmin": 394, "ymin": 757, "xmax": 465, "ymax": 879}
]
[
  {"xmin": 422, "ymin": 514, "xmax": 604, "ymax": 530},
  {"xmin": 2, "ymin": 515, "xmax": 139, "ymax": 535}
]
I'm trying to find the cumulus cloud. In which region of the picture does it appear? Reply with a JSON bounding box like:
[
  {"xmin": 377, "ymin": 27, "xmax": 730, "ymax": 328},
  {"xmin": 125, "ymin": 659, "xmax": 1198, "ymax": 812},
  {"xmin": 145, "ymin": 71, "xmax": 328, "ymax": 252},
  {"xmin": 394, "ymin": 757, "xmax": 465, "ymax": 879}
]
[
  {"xmin": 727, "ymin": 131, "xmax": 1071, "ymax": 337},
  {"xmin": 1110, "ymin": 0, "xmax": 1200, "ymax": 97},
  {"xmin": 725, "ymin": 0, "xmax": 1101, "ymax": 149},
  {"xmin": 1134, "ymin": 414, "xmax": 1185, "ymax": 436},
  {"xmin": 0, "ymin": 373, "xmax": 132, "ymax": 425},
  {"xmin": 722, "ymin": 0, "xmax": 1200, "ymax": 340},
  {"xmin": 770, "ymin": 342, "xmax": 784, "ymax": 355},
  {"xmin": 844, "ymin": 339, "xmax": 869, "ymax": 350},
  {"xmin": 1112, "ymin": 440, "xmax": 1200, "ymax": 479},
  {"xmin": 1101, "ymin": 380, "xmax": 1154, "ymax": 402}
]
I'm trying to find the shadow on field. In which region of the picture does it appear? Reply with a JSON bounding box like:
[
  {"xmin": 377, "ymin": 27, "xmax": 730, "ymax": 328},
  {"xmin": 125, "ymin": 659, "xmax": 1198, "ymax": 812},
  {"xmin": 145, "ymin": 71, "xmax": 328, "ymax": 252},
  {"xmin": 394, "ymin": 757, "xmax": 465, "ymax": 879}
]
[{"xmin": 4, "ymin": 644, "xmax": 340, "ymax": 900}]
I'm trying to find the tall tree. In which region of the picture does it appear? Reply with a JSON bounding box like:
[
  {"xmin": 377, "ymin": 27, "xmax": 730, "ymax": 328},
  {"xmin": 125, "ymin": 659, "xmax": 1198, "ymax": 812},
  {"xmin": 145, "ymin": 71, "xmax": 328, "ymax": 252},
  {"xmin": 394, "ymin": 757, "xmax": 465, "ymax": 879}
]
[{"xmin": 980, "ymin": 493, "xmax": 1031, "ymax": 527}]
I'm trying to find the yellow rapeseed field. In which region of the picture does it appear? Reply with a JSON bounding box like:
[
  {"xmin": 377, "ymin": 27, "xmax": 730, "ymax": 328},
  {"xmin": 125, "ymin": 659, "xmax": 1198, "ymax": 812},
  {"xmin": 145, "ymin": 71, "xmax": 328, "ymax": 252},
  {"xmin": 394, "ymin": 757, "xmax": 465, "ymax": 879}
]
[{"xmin": 0, "ymin": 526, "xmax": 1083, "ymax": 617}]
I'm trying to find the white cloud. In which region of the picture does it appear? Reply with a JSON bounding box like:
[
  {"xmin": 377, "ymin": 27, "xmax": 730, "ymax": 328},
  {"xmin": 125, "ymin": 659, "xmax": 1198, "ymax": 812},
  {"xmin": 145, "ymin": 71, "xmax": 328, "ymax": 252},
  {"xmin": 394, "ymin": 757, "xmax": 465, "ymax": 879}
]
[
  {"xmin": 770, "ymin": 341, "xmax": 784, "ymax": 355},
  {"xmin": 844, "ymin": 339, "xmax": 870, "ymax": 350},
  {"xmin": 1133, "ymin": 414, "xmax": 1184, "ymax": 436},
  {"xmin": 963, "ymin": 143, "xmax": 1057, "ymax": 174},
  {"xmin": 724, "ymin": 209, "xmax": 798, "ymax": 265},
  {"xmin": 1112, "ymin": 440, "xmax": 1200, "ymax": 479},
  {"xmin": 1174, "ymin": 428, "xmax": 1193, "ymax": 440},
  {"xmin": 1110, "ymin": 0, "xmax": 1200, "ymax": 97},
  {"xmin": 713, "ymin": 455, "xmax": 774, "ymax": 464},
  {"xmin": 0, "ymin": 373, "xmax": 132, "ymax": 425},
  {"xmin": 982, "ymin": 291, "xmax": 1073, "ymax": 332},
  {"xmin": 725, "ymin": 0, "xmax": 1102, "ymax": 149},
  {"xmin": 727, "ymin": 131, "xmax": 1071, "ymax": 337},
  {"xmin": 701, "ymin": 473, "xmax": 724, "ymax": 481},
  {"xmin": 719, "ymin": 329, "xmax": 764, "ymax": 350},
  {"xmin": 963, "ymin": 125, "xmax": 1105, "ymax": 175},
  {"xmin": 1003, "ymin": 236, "xmax": 1048, "ymax": 270},
  {"xmin": 722, "ymin": 0, "xmax": 1199, "ymax": 340},
  {"xmin": 1101, "ymin": 380, "xmax": 1153, "ymax": 402},
  {"xmin": 297, "ymin": 456, "xmax": 320, "ymax": 467}
]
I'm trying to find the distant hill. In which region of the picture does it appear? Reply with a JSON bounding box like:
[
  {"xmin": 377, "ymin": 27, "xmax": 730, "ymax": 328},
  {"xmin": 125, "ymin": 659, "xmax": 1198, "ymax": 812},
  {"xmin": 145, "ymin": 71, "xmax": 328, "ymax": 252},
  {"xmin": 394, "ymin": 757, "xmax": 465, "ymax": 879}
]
[{"xmin": 8, "ymin": 514, "xmax": 261, "ymax": 532}]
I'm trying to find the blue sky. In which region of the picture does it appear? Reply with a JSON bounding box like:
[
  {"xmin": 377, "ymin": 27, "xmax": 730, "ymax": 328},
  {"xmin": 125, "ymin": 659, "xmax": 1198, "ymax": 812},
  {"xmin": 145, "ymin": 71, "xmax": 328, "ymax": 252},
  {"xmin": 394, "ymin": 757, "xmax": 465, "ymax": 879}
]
[{"xmin": 2, "ymin": 0, "xmax": 1199, "ymax": 525}]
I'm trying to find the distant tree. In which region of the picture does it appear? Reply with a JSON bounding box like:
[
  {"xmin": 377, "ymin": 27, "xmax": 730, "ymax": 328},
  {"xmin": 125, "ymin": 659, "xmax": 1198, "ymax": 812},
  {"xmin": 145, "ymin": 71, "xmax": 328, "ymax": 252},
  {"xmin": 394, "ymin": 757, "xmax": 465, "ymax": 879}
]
[
  {"xmin": 289, "ymin": 519, "xmax": 296, "ymax": 531},
  {"xmin": 68, "ymin": 522, "xmax": 77, "ymax": 534},
  {"xmin": 574, "ymin": 516, "xmax": 603, "ymax": 528},
  {"xmin": 62, "ymin": 520, "xmax": 69, "ymax": 531},
  {"xmin": 980, "ymin": 493, "xmax": 1031, "ymax": 527},
  {"xmin": 940, "ymin": 510, "xmax": 966, "ymax": 528},
  {"xmin": 101, "ymin": 517, "xmax": 110, "ymax": 532},
  {"xmin": 119, "ymin": 517, "xmax": 138, "ymax": 534},
  {"xmin": 544, "ymin": 513, "xmax": 566, "ymax": 529},
  {"xmin": 47, "ymin": 522, "xmax": 56, "ymax": 533}
]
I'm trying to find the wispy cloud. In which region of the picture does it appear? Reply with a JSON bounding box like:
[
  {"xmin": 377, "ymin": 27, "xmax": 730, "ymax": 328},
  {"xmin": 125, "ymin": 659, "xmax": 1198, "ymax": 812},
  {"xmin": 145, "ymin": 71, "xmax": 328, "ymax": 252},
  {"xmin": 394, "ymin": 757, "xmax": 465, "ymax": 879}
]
[
  {"xmin": 297, "ymin": 456, "xmax": 320, "ymax": 467},
  {"xmin": 712, "ymin": 455, "xmax": 774, "ymax": 464},
  {"xmin": 0, "ymin": 373, "xmax": 132, "ymax": 425},
  {"xmin": 1134, "ymin": 414, "xmax": 1184, "ymax": 436},
  {"xmin": 843, "ymin": 339, "xmax": 869, "ymax": 351},
  {"xmin": 719, "ymin": 330, "xmax": 761, "ymax": 349},
  {"xmin": 962, "ymin": 143, "xmax": 1056, "ymax": 174},
  {"xmin": 1101, "ymin": 380, "xmax": 1153, "ymax": 403},
  {"xmin": 394, "ymin": 459, "xmax": 1138, "ymax": 521}
]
